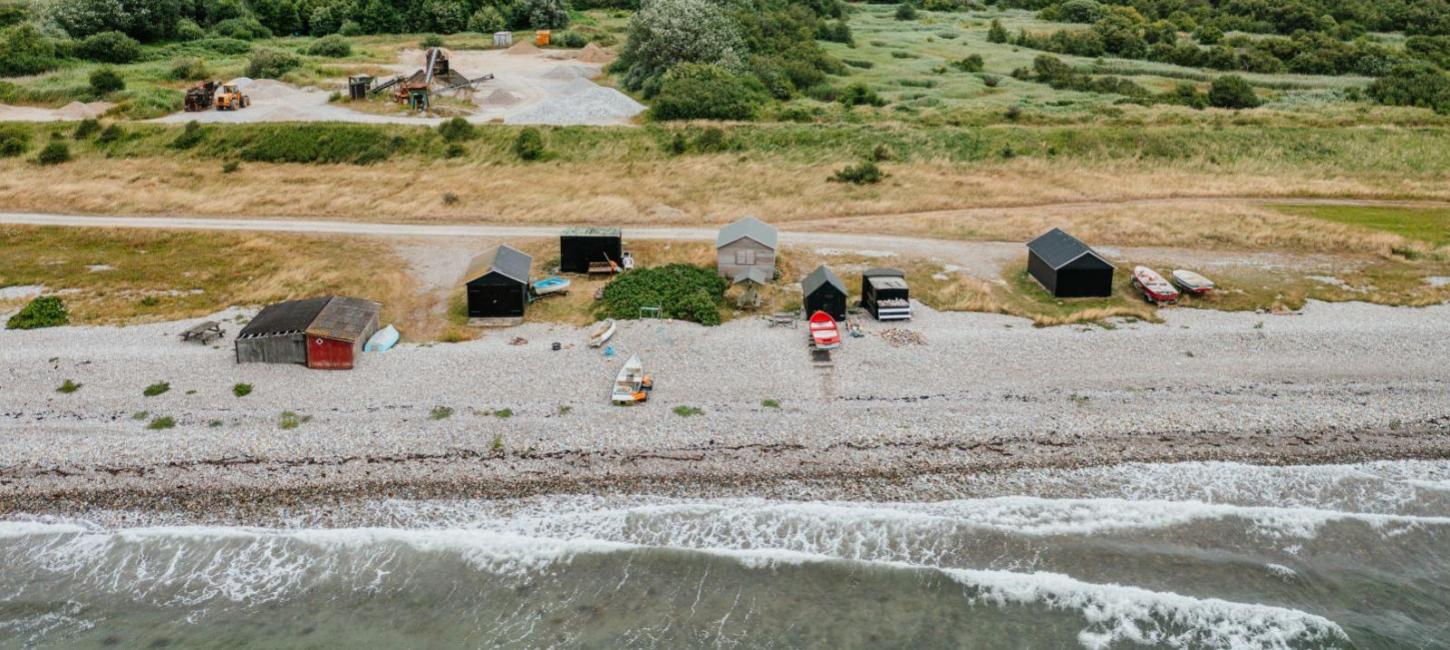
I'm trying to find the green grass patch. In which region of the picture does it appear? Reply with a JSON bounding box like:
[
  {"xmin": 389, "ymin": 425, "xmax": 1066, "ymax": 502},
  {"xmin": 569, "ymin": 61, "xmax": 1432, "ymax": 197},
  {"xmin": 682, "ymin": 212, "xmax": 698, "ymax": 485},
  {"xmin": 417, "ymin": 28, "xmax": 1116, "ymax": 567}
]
[
  {"xmin": 146, "ymin": 415, "xmax": 176, "ymax": 430},
  {"xmin": 493, "ymin": 408, "xmax": 513, "ymax": 418},
  {"xmin": 232, "ymin": 382, "xmax": 253, "ymax": 397},
  {"xmin": 278, "ymin": 411, "xmax": 311, "ymax": 429},
  {"xmin": 56, "ymin": 379, "xmax": 81, "ymax": 394},
  {"xmin": 1274, "ymin": 205, "xmax": 1450, "ymax": 246},
  {"xmin": 430, "ymin": 405, "xmax": 454, "ymax": 420},
  {"xmin": 142, "ymin": 381, "xmax": 170, "ymax": 397},
  {"xmin": 761, "ymin": 399, "xmax": 781, "ymax": 408},
  {"xmin": 673, "ymin": 405, "xmax": 704, "ymax": 417},
  {"xmin": 5, "ymin": 295, "xmax": 67, "ymax": 329}
]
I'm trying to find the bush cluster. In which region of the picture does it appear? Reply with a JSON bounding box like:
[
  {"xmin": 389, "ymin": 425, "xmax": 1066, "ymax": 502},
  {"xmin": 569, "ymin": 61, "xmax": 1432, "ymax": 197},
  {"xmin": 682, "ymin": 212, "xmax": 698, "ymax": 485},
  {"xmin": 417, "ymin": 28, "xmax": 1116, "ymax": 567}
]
[
  {"xmin": 649, "ymin": 63, "xmax": 767, "ymax": 121},
  {"xmin": 246, "ymin": 47, "xmax": 299, "ymax": 79},
  {"xmin": 89, "ymin": 67, "xmax": 125, "ymax": 94},
  {"xmin": 75, "ymin": 30, "xmax": 142, "ymax": 63},
  {"xmin": 513, "ymin": 127, "xmax": 544, "ymax": 160},
  {"xmin": 169, "ymin": 56, "xmax": 209, "ymax": 80},
  {"xmin": 0, "ymin": 23, "xmax": 58, "ymax": 76},
  {"xmin": 600, "ymin": 264, "xmax": 727, "ymax": 326},
  {"xmin": 305, "ymin": 34, "xmax": 351, "ymax": 57},
  {"xmin": 6, "ymin": 296, "xmax": 67, "ymax": 329},
  {"xmin": 829, "ymin": 159, "xmax": 883, "ymax": 184}
]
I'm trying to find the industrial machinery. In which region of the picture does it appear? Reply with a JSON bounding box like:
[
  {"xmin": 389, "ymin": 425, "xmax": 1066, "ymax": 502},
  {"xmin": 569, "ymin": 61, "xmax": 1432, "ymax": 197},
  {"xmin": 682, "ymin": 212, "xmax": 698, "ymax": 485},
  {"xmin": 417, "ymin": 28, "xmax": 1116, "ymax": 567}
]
[{"xmin": 214, "ymin": 83, "xmax": 251, "ymax": 110}]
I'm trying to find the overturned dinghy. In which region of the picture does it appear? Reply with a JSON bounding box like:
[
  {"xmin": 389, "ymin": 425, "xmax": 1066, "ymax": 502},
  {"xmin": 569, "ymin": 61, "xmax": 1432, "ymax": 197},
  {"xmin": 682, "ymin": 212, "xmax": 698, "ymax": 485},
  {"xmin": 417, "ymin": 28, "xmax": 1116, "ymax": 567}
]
[
  {"xmin": 1171, "ymin": 269, "xmax": 1215, "ymax": 295},
  {"xmin": 364, "ymin": 324, "xmax": 399, "ymax": 352},
  {"xmin": 589, "ymin": 318, "xmax": 616, "ymax": 348}
]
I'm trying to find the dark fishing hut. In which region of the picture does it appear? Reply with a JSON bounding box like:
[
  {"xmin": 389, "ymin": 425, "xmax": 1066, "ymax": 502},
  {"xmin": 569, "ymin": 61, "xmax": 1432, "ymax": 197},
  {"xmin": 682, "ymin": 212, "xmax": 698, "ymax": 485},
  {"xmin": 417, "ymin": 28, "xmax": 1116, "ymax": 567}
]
[
  {"xmin": 1026, "ymin": 228, "xmax": 1115, "ymax": 298},
  {"xmin": 559, "ymin": 227, "xmax": 622, "ymax": 273},
  {"xmin": 303, "ymin": 296, "xmax": 381, "ymax": 370},
  {"xmin": 235, "ymin": 297, "xmax": 331, "ymax": 365},
  {"xmin": 802, "ymin": 265, "xmax": 848, "ymax": 321},
  {"xmin": 861, "ymin": 268, "xmax": 911, "ymax": 321},
  {"xmin": 466, "ymin": 244, "xmax": 532, "ymax": 319}
]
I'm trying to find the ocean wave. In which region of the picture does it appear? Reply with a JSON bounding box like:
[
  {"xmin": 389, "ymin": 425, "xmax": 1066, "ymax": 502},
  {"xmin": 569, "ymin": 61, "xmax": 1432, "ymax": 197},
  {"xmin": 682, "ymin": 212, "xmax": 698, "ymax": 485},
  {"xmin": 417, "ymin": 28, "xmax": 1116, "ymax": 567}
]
[{"xmin": 0, "ymin": 523, "xmax": 1348, "ymax": 649}]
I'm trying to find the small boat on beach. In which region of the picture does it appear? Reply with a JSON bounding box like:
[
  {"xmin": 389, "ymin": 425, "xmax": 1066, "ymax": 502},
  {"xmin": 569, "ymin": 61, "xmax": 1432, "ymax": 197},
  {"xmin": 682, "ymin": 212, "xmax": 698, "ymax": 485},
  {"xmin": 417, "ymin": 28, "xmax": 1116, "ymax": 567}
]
[
  {"xmin": 589, "ymin": 319, "xmax": 616, "ymax": 348},
  {"xmin": 1171, "ymin": 269, "xmax": 1215, "ymax": 295},
  {"xmin": 808, "ymin": 310, "xmax": 842, "ymax": 350},
  {"xmin": 364, "ymin": 324, "xmax": 399, "ymax": 352},
  {"xmin": 611, "ymin": 353, "xmax": 649, "ymax": 404},
  {"xmin": 532, "ymin": 276, "xmax": 571, "ymax": 296},
  {"xmin": 1132, "ymin": 266, "xmax": 1180, "ymax": 304}
]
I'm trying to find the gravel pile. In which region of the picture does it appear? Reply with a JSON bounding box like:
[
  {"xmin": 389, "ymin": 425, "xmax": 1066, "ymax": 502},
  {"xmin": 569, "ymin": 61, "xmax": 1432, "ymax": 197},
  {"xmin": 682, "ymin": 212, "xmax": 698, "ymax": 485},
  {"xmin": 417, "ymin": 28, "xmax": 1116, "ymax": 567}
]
[
  {"xmin": 507, "ymin": 85, "xmax": 645, "ymax": 124},
  {"xmin": 2, "ymin": 301, "xmax": 1448, "ymax": 512}
]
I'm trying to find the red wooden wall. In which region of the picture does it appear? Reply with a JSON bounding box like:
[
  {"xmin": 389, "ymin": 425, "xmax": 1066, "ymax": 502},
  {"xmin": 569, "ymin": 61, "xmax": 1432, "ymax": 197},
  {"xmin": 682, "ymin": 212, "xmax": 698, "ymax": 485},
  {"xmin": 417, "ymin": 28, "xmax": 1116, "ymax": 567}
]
[{"xmin": 306, "ymin": 336, "xmax": 356, "ymax": 370}]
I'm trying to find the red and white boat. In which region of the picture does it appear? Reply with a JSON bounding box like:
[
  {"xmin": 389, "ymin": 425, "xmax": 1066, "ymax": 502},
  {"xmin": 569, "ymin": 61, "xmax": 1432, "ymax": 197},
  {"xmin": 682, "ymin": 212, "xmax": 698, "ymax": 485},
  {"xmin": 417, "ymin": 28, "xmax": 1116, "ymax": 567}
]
[
  {"xmin": 808, "ymin": 310, "xmax": 842, "ymax": 350},
  {"xmin": 1170, "ymin": 269, "xmax": 1215, "ymax": 295},
  {"xmin": 1131, "ymin": 266, "xmax": 1180, "ymax": 303}
]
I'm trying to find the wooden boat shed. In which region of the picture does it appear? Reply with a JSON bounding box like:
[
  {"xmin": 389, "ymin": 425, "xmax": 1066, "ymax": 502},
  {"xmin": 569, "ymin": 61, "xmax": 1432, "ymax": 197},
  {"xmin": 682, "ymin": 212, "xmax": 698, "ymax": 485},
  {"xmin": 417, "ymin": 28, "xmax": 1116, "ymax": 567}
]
[
  {"xmin": 861, "ymin": 268, "xmax": 911, "ymax": 321},
  {"xmin": 716, "ymin": 216, "xmax": 779, "ymax": 282},
  {"xmin": 1026, "ymin": 228, "xmax": 1115, "ymax": 298},
  {"xmin": 235, "ymin": 296, "xmax": 380, "ymax": 369},
  {"xmin": 802, "ymin": 265, "xmax": 848, "ymax": 321},
  {"xmin": 466, "ymin": 244, "xmax": 532, "ymax": 319},
  {"xmin": 559, "ymin": 227, "xmax": 622, "ymax": 273}
]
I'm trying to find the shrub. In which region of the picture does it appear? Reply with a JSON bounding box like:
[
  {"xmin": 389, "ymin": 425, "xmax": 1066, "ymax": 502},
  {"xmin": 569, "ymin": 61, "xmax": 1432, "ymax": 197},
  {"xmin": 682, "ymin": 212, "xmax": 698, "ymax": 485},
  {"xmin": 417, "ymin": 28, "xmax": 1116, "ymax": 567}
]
[
  {"xmin": 649, "ymin": 63, "xmax": 767, "ymax": 121},
  {"xmin": 175, "ymin": 18, "xmax": 205, "ymax": 41},
  {"xmin": 76, "ymin": 30, "xmax": 140, "ymax": 63},
  {"xmin": 525, "ymin": 0, "xmax": 569, "ymax": 29},
  {"xmin": 829, "ymin": 159, "xmax": 884, "ymax": 185},
  {"xmin": 980, "ymin": 73, "xmax": 1001, "ymax": 87},
  {"xmin": 600, "ymin": 264, "xmax": 727, "ymax": 325},
  {"xmin": 279, "ymin": 411, "xmax": 310, "ymax": 429},
  {"xmin": 694, "ymin": 127, "xmax": 728, "ymax": 152},
  {"xmin": 0, "ymin": 124, "xmax": 28, "ymax": 156},
  {"xmin": 6, "ymin": 296, "xmax": 67, "ymax": 329},
  {"xmin": 1368, "ymin": 64, "xmax": 1450, "ymax": 114},
  {"xmin": 169, "ymin": 56, "xmax": 209, "ymax": 80},
  {"xmin": 0, "ymin": 23, "xmax": 58, "ymax": 76},
  {"xmin": 89, "ymin": 67, "xmax": 125, "ymax": 94},
  {"xmin": 246, "ymin": 47, "xmax": 300, "ymax": 78},
  {"xmin": 143, "ymin": 381, "xmax": 170, "ymax": 397},
  {"xmin": 73, "ymin": 118, "xmax": 101, "ymax": 139},
  {"xmin": 97, "ymin": 123, "xmax": 124, "ymax": 144},
  {"xmin": 555, "ymin": 30, "xmax": 587, "ymax": 48},
  {"xmin": 419, "ymin": 33, "xmax": 444, "ymax": 48},
  {"xmin": 952, "ymin": 54, "xmax": 984, "ymax": 72},
  {"xmin": 493, "ymin": 407, "xmax": 513, "ymax": 418},
  {"xmin": 894, "ymin": 3, "xmax": 917, "ymax": 20},
  {"xmin": 146, "ymin": 415, "xmax": 176, "ymax": 430},
  {"xmin": 1057, "ymin": 0, "xmax": 1103, "ymax": 23},
  {"xmin": 838, "ymin": 82, "xmax": 885, "ymax": 107},
  {"xmin": 35, "ymin": 140, "xmax": 71, "ymax": 165},
  {"xmin": 306, "ymin": 34, "xmax": 351, "ymax": 57},
  {"xmin": 189, "ymin": 37, "xmax": 252, "ymax": 55},
  {"xmin": 513, "ymin": 127, "xmax": 544, "ymax": 160},
  {"xmin": 429, "ymin": 405, "xmax": 453, "ymax": 419},
  {"xmin": 338, "ymin": 19, "xmax": 363, "ymax": 36},
  {"xmin": 617, "ymin": 0, "xmax": 744, "ymax": 93},
  {"xmin": 222, "ymin": 159, "xmax": 240, "ymax": 173},
  {"xmin": 57, "ymin": 379, "xmax": 82, "ymax": 393},
  {"xmin": 987, "ymin": 18, "xmax": 1008, "ymax": 44},
  {"xmin": 212, "ymin": 16, "xmax": 272, "ymax": 40},
  {"xmin": 233, "ymin": 382, "xmax": 252, "ymax": 397},
  {"xmin": 444, "ymin": 144, "xmax": 464, "ymax": 159},
  {"xmin": 467, "ymin": 6, "xmax": 506, "ymax": 33},
  {"xmin": 171, "ymin": 120, "xmax": 205, "ymax": 148},
  {"xmin": 437, "ymin": 116, "xmax": 474, "ymax": 141},
  {"xmin": 1207, "ymin": 74, "xmax": 1260, "ymax": 109}
]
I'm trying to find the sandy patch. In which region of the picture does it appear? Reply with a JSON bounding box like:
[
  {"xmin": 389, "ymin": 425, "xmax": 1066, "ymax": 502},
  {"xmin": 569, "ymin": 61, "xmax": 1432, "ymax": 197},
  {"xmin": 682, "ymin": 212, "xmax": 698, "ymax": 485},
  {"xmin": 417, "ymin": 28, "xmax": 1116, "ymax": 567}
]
[
  {"xmin": 0, "ymin": 285, "xmax": 45, "ymax": 300},
  {"xmin": 0, "ymin": 101, "xmax": 112, "ymax": 122}
]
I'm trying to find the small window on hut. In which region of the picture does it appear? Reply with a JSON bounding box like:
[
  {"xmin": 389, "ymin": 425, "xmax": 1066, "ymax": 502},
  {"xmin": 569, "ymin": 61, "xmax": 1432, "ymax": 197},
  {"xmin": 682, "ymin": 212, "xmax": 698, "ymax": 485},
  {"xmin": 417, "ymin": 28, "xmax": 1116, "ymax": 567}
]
[{"xmin": 735, "ymin": 249, "xmax": 756, "ymax": 265}]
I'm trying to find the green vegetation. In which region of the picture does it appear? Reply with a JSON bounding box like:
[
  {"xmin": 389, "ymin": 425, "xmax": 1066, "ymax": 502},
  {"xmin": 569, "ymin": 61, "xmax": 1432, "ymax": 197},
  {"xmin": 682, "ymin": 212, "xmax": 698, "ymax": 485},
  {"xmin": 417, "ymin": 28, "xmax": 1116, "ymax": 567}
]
[
  {"xmin": 513, "ymin": 127, "xmax": 545, "ymax": 161},
  {"xmin": 673, "ymin": 405, "xmax": 704, "ymax": 417},
  {"xmin": 35, "ymin": 140, "xmax": 71, "ymax": 165},
  {"xmin": 233, "ymin": 382, "xmax": 253, "ymax": 397},
  {"xmin": 146, "ymin": 415, "xmax": 176, "ymax": 430},
  {"xmin": 437, "ymin": 117, "xmax": 474, "ymax": 142},
  {"xmin": 132, "ymin": 411, "xmax": 148, "ymax": 420},
  {"xmin": 6, "ymin": 295, "xmax": 68, "ymax": 329},
  {"xmin": 650, "ymin": 63, "xmax": 767, "ymax": 120},
  {"xmin": 76, "ymin": 31, "xmax": 142, "ymax": 63},
  {"xmin": 56, "ymin": 379, "xmax": 82, "ymax": 394},
  {"xmin": 493, "ymin": 407, "xmax": 513, "ymax": 418},
  {"xmin": 762, "ymin": 399, "xmax": 781, "ymax": 408},
  {"xmin": 305, "ymin": 34, "xmax": 352, "ymax": 57},
  {"xmin": 279, "ymin": 411, "xmax": 311, "ymax": 429},
  {"xmin": 429, "ymin": 405, "xmax": 454, "ymax": 420},
  {"xmin": 143, "ymin": 381, "xmax": 170, "ymax": 397},
  {"xmin": 1274, "ymin": 205, "xmax": 1450, "ymax": 246},
  {"xmin": 829, "ymin": 159, "xmax": 884, "ymax": 184},
  {"xmin": 600, "ymin": 264, "xmax": 727, "ymax": 325},
  {"xmin": 246, "ymin": 47, "xmax": 299, "ymax": 78}
]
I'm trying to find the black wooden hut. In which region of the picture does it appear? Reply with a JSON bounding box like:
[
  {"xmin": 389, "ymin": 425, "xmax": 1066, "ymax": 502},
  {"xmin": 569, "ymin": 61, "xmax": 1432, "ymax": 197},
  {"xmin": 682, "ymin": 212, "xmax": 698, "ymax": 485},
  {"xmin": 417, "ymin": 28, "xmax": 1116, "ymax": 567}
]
[
  {"xmin": 1026, "ymin": 228, "xmax": 1115, "ymax": 298},
  {"xmin": 235, "ymin": 297, "xmax": 332, "ymax": 365},
  {"xmin": 861, "ymin": 268, "xmax": 911, "ymax": 321},
  {"xmin": 559, "ymin": 227, "xmax": 622, "ymax": 273},
  {"xmin": 802, "ymin": 265, "xmax": 848, "ymax": 321},
  {"xmin": 466, "ymin": 244, "xmax": 532, "ymax": 318}
]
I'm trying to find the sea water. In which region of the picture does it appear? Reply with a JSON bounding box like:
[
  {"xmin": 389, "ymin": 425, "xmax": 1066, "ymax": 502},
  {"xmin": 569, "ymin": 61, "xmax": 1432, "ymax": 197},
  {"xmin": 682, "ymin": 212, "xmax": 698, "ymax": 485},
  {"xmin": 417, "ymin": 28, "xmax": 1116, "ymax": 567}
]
[{"xmin": 3, "ymin": 460, "xmax": 1449, "ymax": 649}]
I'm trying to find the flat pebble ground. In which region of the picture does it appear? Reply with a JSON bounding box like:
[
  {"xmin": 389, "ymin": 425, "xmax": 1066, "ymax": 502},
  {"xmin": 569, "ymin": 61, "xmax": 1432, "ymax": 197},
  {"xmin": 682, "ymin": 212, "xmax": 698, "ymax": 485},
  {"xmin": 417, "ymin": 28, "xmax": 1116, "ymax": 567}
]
[{"xmin": 2, "ymin": 301, "xmax": 1447, "ymax": 514}]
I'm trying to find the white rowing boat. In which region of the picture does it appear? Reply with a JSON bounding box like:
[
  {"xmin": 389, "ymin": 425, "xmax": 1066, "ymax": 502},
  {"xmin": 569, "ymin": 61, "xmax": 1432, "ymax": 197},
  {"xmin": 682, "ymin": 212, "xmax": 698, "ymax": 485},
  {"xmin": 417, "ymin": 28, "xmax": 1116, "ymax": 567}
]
[
  {"xmin": 589, "ymin": 319, "xmax": 616, "ymax": 348},
  {"xmin": 611, "ymin": 353, "xmax": 647, "ymax": 404}
]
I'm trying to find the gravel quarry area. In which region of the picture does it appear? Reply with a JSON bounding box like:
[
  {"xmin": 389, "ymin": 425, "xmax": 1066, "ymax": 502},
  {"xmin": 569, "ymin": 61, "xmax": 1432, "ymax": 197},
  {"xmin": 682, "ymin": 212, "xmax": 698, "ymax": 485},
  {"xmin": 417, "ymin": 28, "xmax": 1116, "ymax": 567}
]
[
  {"xmin": 2, "ymin": 299, "xmax": 1448, "ymax": 514},
  {"xmin": 150, "ymin": 45, "xmax": 642, "ymax": 127}
]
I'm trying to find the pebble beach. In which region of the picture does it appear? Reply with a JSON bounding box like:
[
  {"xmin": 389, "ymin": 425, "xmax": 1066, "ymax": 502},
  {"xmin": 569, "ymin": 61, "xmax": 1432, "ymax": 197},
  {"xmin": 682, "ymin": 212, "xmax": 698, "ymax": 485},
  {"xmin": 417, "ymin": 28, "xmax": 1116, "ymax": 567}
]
[{"xmin": 2, "ymin": 300, "xmax": 1448, "ymax": 516}]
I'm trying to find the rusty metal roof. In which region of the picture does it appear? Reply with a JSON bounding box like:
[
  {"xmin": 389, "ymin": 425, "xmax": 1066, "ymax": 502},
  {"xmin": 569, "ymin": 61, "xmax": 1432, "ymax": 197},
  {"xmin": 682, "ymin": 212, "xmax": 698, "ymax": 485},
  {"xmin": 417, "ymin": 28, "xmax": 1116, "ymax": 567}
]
[{"xmin": 305, "ymin": 296, "xmax": 381, "ymax": 342}]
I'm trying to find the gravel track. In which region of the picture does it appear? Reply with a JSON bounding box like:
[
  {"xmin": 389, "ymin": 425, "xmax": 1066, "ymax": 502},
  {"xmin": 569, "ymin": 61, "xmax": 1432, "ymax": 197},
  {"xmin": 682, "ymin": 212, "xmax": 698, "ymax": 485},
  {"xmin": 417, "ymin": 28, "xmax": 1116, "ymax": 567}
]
[{"xmin": 3, "ymin": 300, "xmax": 1447, "ymax": 515}]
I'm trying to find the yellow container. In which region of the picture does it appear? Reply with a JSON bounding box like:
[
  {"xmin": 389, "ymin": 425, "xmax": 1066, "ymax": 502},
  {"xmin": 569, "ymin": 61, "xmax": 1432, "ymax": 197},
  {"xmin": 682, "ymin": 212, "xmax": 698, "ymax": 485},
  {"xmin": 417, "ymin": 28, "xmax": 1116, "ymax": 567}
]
[{"xmin": 535, "ymin": 30, "xmax": 550, "ymax": 46}]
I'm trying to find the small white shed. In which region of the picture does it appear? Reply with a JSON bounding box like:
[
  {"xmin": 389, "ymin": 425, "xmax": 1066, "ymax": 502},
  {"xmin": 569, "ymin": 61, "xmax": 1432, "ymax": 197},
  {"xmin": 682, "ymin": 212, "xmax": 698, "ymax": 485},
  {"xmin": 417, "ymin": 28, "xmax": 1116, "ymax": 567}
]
[{"xmin": 716, "ymin": 216, "xmax": 779, "ymax": 283}]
